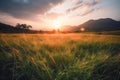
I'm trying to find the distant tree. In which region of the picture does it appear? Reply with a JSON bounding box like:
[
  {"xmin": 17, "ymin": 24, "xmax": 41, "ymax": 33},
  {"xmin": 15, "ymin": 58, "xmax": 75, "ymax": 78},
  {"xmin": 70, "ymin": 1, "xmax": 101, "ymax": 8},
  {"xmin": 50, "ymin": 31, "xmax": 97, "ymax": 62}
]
[
  {"xmin": 52, "ymin": 29, "xmax": 56, "ymax": 33},
  {"xmin": 16, "ymin": 23, "xmax": 21, "ymax": 28},
  {"xmin": 27, "ymin": 25, "xmax": 32, "ymax": 29},
  {"xmin": 57, "ymin": 29, "xmax": 60, "ymax": 32},
  {"xmin": 15, "ymin": 23, "xmax": 32, "ymax": 30}
]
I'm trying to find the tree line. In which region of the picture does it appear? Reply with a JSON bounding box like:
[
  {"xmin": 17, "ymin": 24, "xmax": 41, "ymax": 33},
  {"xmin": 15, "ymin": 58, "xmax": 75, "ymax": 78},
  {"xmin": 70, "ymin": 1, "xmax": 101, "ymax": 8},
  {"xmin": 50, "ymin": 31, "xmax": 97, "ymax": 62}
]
[{"xmin": 15, "ymin": 23, "xmax": 32, "ymax": 30}]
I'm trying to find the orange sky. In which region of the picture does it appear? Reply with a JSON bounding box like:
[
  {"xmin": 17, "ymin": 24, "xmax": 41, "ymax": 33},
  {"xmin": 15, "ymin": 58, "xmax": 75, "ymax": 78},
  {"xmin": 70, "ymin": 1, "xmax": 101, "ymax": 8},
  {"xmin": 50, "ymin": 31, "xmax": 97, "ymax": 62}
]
[{"xmin": 0, "ymin": 0, "xmax": 120, "ymax": 30}]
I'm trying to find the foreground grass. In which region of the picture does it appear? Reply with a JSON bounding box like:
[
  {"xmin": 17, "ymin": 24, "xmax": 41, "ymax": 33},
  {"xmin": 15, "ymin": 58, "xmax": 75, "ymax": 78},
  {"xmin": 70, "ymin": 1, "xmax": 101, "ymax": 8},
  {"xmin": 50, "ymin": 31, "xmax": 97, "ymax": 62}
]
[{"xmin": 0, "ymin": 33, "xmax": 120, "ymax": 80}]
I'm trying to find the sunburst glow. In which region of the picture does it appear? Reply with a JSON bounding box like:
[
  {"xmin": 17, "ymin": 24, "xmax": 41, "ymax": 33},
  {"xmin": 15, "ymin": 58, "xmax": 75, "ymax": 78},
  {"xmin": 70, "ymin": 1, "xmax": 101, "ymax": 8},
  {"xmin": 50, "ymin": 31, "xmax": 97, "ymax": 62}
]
[
  {"xmin": 80, "ymin": 27, "xmax": 85, "ymax": 31},
  {"xmin": 52, "ymin": 20, "xmax": 61, "ymax": 30}
]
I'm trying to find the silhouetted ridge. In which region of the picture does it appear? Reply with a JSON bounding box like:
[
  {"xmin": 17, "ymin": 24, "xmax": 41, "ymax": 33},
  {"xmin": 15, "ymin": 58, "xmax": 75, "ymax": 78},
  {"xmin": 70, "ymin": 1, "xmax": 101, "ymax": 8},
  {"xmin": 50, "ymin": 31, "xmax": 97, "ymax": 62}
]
[
  {"xmin": 0, "ymin": 23, "xmax": 32, "ymax": 33},
  {"xmin": 0, "ymin": 23, "xmax": 15, "ymax": 33},
  {"xmin": 0, "ymin": 18, "xmax": 120, "ymax": 33},
  {"xmin": 77, "ymin": 18, "xmax": 120, "ymax": 31}
]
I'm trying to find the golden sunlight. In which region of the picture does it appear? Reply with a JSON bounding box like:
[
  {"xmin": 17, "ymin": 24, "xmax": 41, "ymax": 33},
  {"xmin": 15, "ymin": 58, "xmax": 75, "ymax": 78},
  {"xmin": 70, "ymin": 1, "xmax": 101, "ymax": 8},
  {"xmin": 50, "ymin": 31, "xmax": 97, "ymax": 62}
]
[
  {"xmin": 80, "ymin": 27, "xmax": 85, "ymax": 32},
  {"xmin": 52, "ymin": 20, "xmax": 61, "ymax": 30}
]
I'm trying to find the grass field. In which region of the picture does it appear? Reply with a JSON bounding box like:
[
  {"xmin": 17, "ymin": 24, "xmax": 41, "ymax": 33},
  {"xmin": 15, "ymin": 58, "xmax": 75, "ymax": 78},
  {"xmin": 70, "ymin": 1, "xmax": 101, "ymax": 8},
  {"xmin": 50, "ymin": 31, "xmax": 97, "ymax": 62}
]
[{"xmin": 0, "ymin": 33, "xmax": 120, "ymax": 80}]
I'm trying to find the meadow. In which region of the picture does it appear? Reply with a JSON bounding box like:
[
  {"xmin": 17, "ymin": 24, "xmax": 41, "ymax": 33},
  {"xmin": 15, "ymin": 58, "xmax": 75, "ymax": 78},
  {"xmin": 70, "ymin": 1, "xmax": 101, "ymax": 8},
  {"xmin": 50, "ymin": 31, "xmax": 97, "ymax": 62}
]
[{"xmin": 0, "ymin": 33, "xmax": 120, "ymax": 80}]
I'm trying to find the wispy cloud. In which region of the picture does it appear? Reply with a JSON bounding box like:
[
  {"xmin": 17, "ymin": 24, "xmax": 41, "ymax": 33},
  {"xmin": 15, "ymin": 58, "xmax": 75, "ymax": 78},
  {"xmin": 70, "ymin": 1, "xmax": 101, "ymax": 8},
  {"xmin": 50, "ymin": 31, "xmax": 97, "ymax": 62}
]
[
  {"xmin": 66, "ymin": 0, "xmax": 102, "ymax": 16},
  {"xmin": 66, "ymin": 5, "xmax": 82, "ymax": 13},
  {"xmin": 44, "ymin": 13, "xmax": 63, "ymax": 20}
]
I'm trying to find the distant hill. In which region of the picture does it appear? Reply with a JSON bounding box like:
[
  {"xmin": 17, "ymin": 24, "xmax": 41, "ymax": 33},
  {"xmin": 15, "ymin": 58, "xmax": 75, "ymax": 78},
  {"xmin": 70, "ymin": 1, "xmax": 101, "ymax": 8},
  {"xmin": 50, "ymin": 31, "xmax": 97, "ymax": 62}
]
[
  {"xmin": 76, "ymin": 18, "xmax": 120, "ymax": 32},
  {"xmin": 0, "ymin": 22, "xmax": 15, "ymax": 33},
  {"xmin": 1, "ymin": 18, "xmax": 120, "ymax": 33},
  {"xmin": 0, "ymin": 22, "xmax": 33, "ymax": 33}
]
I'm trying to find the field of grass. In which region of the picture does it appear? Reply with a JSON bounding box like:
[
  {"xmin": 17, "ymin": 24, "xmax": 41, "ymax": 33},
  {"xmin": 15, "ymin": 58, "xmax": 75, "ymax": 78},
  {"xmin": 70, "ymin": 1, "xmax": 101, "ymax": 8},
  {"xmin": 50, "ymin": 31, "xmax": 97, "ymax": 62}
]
[{"xmin": 0, "ymin": 33, "xmax": 120, "ymax": 80}]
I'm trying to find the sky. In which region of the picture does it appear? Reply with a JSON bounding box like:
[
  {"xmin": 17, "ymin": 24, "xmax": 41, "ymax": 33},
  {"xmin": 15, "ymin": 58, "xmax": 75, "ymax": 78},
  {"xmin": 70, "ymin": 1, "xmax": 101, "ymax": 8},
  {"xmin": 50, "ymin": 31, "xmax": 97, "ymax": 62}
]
[{"xmin": 0, "ymin": 0, "xmax": 120, "ymax": 30}]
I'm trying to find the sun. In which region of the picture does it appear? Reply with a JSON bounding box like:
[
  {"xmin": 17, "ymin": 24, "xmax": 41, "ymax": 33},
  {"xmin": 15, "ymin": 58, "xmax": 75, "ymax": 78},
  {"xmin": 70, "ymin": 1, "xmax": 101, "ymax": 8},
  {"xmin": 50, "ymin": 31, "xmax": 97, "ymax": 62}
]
[{"xmin": 52, "ymin": 20, "xmax": 61, "ymax": 30}]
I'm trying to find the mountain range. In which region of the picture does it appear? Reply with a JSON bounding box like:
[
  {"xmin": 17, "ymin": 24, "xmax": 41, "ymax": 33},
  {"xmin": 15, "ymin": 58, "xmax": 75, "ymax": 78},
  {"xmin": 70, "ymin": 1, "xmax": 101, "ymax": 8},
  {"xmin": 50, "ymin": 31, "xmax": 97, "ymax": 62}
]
[
  {"xmin": 77, "ymin": 18, "xmax": 120, "ymax": 32},
  {"xmin": 0, "ymin": 18, "xmax": 120, "ymax": 33},
  {"xmin": 61, "ymin": 18, "xmax": 120, "ymax": 32}
]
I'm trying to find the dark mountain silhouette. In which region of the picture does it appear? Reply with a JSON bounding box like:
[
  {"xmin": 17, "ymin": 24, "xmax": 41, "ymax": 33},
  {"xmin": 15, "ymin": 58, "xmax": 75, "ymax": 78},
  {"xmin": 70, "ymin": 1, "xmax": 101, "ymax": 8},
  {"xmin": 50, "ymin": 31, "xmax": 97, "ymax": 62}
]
[
  {"xmin": 0, "ymin": 22, "xmax": 15, "ymax": 33},
  {"xmin": 76, "ymin": 18, "xmax": 120, "ymax": 32},
  {"xmin": 0, "ymin": 18, "xmax": 120, "ymax": 33},
  {"xmin": 0, "ymin": 22, "xmax": 33, "ymax": 33}
]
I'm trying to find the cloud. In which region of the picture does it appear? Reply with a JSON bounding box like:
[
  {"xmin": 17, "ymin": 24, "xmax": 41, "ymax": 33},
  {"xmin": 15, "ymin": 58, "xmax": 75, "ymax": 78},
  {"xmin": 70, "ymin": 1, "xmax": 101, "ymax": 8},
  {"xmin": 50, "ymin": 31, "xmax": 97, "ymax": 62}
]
[
  {"xmin": 44, "ymin": 13, "xmax": 63, "ymax": 20},
  {"xmin": 0, "ymin": 0, "xmax": 64, "ymax": 20},
  {"xmin": 66, "ymin": 0, "xmax": 102, "ymax": 16},
  {"xmin": 79, "ymin": 8, "xmax": 95, "ymax": 16},
  {"xmin": 66, "ymin": 5, "xmax": 82, "ymax": 13},
  {"xmin": 84, "ymin": 0, "xmax": 102, "ymax": 7}
]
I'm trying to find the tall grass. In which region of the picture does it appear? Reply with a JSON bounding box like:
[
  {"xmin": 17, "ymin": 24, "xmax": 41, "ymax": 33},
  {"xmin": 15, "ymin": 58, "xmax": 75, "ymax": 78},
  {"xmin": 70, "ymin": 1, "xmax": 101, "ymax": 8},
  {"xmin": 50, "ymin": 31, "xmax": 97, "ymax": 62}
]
[{"xmin": 0, "ymin": 33, "xmax": 120, "ymax": 80}]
